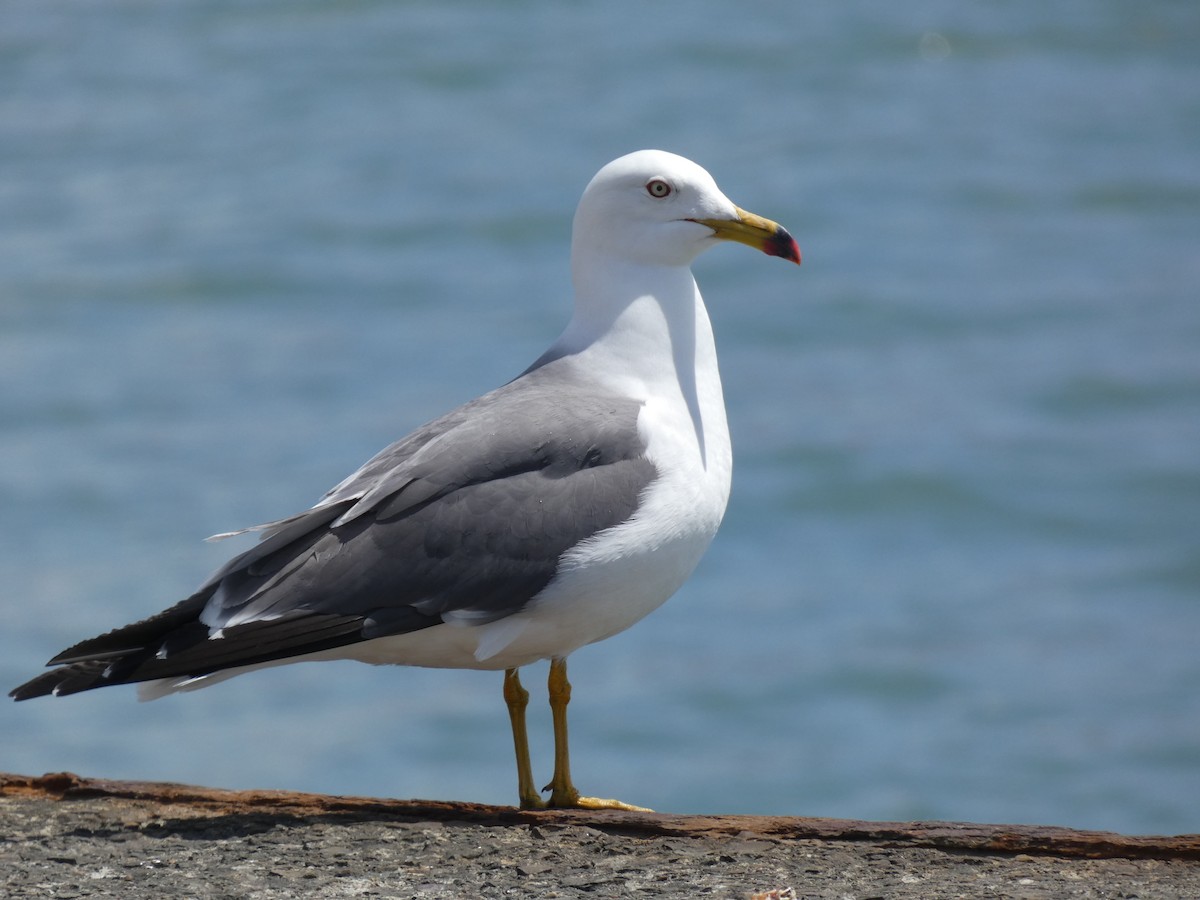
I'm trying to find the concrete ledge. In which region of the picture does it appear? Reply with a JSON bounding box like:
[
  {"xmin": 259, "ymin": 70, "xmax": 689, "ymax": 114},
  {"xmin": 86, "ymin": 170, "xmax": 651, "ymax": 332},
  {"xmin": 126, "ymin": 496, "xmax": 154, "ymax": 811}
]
[{"xmin": 4, "ymin": 771, "xmax": 1198, "ymax": 898}]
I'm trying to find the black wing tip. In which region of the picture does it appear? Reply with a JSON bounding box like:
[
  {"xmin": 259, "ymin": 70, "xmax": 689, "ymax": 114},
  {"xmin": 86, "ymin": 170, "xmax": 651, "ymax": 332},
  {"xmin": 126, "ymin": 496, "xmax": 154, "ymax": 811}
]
[
  {"xmin": 10, "ymin": 673, "xmax": 65, "ymax": 702},
  {"xmin": 10, "ymin": 660, "xmax": 117, "ymax": 701}
]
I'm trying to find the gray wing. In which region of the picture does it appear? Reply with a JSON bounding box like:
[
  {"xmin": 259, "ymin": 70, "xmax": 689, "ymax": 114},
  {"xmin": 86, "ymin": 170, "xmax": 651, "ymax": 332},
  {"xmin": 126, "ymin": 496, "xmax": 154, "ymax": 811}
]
[{"xmin": 10, "ymin": 361, "xmax": 657, "ymax": 699}]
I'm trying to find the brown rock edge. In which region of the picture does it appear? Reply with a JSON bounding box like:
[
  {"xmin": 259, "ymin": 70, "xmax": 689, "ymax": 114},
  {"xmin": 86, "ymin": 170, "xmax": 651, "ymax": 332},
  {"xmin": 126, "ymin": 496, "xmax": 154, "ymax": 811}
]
[{"xmin": 3, "ymin": 770, "xmax": 1197, "ymax": 861}]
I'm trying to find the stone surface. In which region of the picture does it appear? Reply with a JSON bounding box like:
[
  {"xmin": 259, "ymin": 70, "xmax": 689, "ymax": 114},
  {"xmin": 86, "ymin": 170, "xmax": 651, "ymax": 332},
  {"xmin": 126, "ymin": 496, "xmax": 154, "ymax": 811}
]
[{"xmin": 3, "ymin": 772, "xmax": 1198, "ymax": 899}]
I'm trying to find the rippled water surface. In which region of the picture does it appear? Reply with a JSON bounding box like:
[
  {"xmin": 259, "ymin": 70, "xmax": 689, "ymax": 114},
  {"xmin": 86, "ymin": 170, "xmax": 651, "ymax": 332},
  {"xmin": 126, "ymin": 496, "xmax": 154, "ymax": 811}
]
[{"xmin": 2, "ymin": 1, "xmax": 1198, "ymax": 834}]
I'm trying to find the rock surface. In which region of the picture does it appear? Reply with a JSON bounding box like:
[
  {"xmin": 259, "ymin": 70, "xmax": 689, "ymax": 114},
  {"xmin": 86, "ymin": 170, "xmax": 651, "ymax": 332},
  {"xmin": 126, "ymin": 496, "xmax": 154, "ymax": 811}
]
[{"xmin": 3, "ymin": 772, "xmax": 1198, "ymax": 898}]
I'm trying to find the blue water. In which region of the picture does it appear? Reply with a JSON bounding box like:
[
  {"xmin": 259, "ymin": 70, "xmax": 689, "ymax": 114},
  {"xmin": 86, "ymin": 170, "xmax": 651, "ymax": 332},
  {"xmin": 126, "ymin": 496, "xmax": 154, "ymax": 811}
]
[{"xmin": 3, "ymin": 1, "xmax": 1199, "ymax": 835}]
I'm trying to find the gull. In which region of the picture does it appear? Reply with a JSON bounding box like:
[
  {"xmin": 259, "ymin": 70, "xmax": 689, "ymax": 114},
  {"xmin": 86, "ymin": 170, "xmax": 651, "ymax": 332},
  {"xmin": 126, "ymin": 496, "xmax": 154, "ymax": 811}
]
[{"xmin": 10, "ymin": 149, "xmax": 800, "ymax": 810}]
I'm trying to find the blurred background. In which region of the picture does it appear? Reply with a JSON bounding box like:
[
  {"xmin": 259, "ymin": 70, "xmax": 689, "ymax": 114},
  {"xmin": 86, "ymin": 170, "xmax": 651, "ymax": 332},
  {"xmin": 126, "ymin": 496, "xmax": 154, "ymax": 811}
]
[{"xmin": 2, "ymin": 1, "xmax": 1197, "ymax": 835}]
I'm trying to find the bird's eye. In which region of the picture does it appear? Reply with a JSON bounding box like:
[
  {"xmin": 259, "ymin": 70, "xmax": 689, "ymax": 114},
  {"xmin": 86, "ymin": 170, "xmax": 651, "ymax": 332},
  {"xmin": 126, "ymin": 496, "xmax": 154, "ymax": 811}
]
[{"xmin": 646, "ymin": 179, "xmax": 672, "ymax": 199}]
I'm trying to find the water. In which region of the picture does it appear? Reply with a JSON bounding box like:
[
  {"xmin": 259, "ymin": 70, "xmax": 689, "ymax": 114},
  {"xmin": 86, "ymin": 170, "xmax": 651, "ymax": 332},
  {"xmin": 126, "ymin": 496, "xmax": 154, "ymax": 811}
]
[{"xmin": 3, "ymin": 0, "xmax": 1198, "ymax": 835}]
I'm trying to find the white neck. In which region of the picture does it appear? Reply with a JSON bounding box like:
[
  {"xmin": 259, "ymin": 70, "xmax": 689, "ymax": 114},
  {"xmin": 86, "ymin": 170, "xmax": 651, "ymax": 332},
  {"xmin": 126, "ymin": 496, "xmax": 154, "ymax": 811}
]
[{"xmin": 542, "ymin": 252, "xmax": 729, "ymax": 469}]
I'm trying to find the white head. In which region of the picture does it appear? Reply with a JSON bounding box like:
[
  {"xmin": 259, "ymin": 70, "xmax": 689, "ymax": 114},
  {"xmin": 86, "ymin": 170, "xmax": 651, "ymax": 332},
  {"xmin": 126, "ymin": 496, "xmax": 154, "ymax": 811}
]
[{"xmin": 571, "ymin": 150, "xmax": 800, "ymax": 269}]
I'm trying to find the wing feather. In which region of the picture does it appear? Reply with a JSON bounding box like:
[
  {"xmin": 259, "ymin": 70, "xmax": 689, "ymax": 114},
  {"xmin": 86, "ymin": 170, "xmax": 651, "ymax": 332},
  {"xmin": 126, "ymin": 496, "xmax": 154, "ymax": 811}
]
[{"xmin": 10, "ymin": 360, "xmax": 657, "ymax": 700}]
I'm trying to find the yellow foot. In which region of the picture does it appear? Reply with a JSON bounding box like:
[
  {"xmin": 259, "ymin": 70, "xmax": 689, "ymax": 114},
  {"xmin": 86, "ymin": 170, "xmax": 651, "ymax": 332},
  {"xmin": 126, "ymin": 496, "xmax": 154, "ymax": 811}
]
[
  {"xmin": 570, "ymin": 795, "xmax": 653, "ymax": 813},
  {"xmin": 542, "ymin": 783, "xmax": 652, "ymax": 811}
]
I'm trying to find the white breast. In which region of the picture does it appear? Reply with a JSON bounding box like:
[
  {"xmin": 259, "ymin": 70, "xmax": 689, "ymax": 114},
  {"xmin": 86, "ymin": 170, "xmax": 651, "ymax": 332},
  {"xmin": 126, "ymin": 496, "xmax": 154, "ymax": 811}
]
[{"xmin": 459, "ymin": 280, "xmax": 733, "ymax": 667}]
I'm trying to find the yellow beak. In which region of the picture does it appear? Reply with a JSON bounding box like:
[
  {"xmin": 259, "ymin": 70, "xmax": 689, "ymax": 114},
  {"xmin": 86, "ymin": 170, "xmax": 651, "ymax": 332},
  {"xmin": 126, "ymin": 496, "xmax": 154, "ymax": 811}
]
[{"xmin": 689, "ymin": 206, "xmax": 801, "ymax": 264}]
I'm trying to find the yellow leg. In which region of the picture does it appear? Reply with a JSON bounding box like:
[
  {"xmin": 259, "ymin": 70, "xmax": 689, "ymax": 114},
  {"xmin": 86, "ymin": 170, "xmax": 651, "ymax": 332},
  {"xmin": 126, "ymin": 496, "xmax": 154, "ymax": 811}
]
[
  {"xmin": 503, "ymin": 668, "xmax": 545, "ymax": 809},
  {"xmin": 543, "ymin": 657, "xmax": 652, "ymax": 812}
]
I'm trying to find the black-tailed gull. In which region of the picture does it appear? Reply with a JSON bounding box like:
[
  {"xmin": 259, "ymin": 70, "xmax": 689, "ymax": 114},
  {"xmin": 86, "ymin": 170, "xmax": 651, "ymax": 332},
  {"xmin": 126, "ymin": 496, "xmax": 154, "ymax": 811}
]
[{"xmin": 10, "ymin": 149, "xmax": 800, "ymax": 810}]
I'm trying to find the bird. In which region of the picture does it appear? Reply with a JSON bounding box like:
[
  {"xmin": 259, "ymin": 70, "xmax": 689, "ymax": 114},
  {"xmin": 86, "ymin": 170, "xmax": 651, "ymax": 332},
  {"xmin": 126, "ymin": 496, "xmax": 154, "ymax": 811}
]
[{"xmin": 10, "ymin": 149, "xmax": 800, "ymax": 810}]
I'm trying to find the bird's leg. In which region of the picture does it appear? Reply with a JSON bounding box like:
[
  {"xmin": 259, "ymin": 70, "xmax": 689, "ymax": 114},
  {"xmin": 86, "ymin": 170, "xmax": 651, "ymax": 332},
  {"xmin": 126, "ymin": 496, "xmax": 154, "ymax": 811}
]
[
  {"xmin": 543, "ymin": 657, "xmax": 651, "ymax": 812},
  {"xmin": 503, "ymin": 668, "xmax": 545, "ymax": 809},
  {"xmin": 543, "ymin": 657, "xmax": 580, "ymax": 807}
]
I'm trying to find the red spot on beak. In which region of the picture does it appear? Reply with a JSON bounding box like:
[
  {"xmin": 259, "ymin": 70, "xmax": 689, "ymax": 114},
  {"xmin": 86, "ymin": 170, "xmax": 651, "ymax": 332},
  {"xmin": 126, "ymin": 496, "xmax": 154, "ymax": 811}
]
[{"xmin": 766, "ymin": 226, "xmax": 801, "ymax": 264}]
